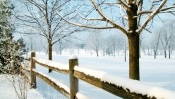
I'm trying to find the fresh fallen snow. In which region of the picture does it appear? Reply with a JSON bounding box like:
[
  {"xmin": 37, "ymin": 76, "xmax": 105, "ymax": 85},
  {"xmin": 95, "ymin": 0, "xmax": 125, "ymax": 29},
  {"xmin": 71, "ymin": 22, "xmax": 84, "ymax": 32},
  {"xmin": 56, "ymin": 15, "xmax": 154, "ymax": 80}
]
[
  {"xmin": 33, "ymin": 69, "xmax": 70, "ymax": 93},
  {"xmin": 75, "ymin": 66, "xmax": 175, "ymax": 99},
  {"xmin": 69, "ymin": 54, "xmax": 78, "ymax": 59},
  {"xmin": 76, "ymin": 92, "xmax": 90, "ymax": 99},
  {"xmin": 33, "ymin": 69, "xmax": 90, "ymax": 99},
  {"xmin": 34, "ymin": 58, "xmax": 69, "ymax": 71},
  {"xmin": 0, "ymin": 75, "xmax": 43, "ymax": 99}
]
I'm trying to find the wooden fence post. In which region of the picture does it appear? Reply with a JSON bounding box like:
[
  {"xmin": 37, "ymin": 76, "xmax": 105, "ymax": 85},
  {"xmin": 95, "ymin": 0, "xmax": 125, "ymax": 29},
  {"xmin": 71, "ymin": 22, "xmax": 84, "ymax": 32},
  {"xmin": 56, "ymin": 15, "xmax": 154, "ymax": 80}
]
[
  {"xmin": 30, "ymin": 51, "xmax": 36, "ymax": 88},
  {"xmin": 69, "ymin": 57, "xmax": 79, "ymax": 99}
]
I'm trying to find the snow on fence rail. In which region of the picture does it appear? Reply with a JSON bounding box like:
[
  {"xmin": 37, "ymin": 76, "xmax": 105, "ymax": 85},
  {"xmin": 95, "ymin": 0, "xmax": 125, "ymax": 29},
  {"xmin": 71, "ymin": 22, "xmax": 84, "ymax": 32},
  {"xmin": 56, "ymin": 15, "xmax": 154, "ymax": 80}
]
[{"xmin": 21, "ymin": 52, "xmax": 175, "ymax": 99}]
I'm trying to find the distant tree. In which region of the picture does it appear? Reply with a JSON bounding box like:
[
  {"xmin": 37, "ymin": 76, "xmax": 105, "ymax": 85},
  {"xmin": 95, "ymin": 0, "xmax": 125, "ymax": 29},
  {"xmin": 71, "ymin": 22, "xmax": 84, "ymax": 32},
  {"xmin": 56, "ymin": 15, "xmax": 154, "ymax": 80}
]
[
  {"xmin": 55, "ymin": 40, "xmax": 71, "ymax": 55},
  {"xmin": 106, "ymin": 35, "xmax": 118, "ymax": 57},
  {"xmin": 151, "ymin": 29, "xmax": 161, "ymax": 59},
  {"xmin": 101, "ymin": 38, "xmax": 108, "ymax": 56},
  {"xmin": 106, "ymin": 34, "xmax": 125, "ymax": 57},
  {"xmin": 160, "ymin": 20, "xmax": 175, "ymax": 58},
  {"xmin": 85, "ymin": 32, "xmax": 103, "ymax": 57}
]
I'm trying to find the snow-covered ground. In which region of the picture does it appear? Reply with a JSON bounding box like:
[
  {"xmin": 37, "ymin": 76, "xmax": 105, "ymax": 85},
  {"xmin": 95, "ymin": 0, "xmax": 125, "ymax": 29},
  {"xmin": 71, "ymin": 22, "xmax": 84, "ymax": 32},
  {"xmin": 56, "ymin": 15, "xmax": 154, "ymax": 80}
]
[
  {"xmin": 1, "ymin": 50, "xmax": 175, "ymax": 99},
  {"xmin": 0, "ymin": 75, "xmax": 43, "ymax": 99}
]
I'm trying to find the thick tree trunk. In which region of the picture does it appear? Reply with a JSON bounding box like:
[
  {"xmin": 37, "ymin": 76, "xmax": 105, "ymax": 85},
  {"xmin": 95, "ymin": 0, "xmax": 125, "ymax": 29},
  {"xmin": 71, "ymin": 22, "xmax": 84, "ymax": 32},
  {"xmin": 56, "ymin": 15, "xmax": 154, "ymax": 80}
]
[
  {"xmin": 126, "ymin": 2, "xmax": 140, "ymax": 80},
  {"xmin": 128, "ymin": 34, "xmax": 140, "ymax": 80},
  {"xmin": 139, "ymin": 39, "xmax": 141, "ymax": 58},
  {"xmin": 48, "ymin": 40, "xmax": 52, "ymax": 73}
]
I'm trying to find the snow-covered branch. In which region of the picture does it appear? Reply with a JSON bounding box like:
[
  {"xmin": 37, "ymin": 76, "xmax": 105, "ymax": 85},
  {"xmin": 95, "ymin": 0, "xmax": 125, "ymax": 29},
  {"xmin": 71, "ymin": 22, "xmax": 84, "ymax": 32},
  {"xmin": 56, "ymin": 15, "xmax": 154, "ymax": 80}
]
[{"xmin": 120, "ymin": 5, "xmax": 128, "ymax": 20}]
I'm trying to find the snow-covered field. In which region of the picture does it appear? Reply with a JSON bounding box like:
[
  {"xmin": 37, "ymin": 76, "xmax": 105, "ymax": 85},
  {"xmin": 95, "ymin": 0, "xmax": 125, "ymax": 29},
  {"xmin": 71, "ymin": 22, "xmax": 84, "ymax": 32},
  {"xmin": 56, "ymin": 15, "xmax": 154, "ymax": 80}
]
[{"xmin": 1, "ymin": 50, "xmax": 175, "ymax": 99}]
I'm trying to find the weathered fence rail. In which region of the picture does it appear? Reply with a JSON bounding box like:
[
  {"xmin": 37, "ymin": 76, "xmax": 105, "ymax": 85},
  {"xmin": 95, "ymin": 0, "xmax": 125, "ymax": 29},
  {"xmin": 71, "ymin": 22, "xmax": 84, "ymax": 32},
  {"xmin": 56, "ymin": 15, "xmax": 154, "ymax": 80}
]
[{"xmin": 21, "ymin": 51, "xmax": 175, "ymax": 99}]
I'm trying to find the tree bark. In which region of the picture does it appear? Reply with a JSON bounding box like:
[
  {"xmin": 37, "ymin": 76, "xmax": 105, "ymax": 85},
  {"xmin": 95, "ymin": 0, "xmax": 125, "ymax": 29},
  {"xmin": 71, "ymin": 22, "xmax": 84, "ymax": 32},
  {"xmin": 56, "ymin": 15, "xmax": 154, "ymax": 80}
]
[
  {"xmin": 126, "ymin": 2, "xmax": 140, "ymax": 80},
  {"xmin": 128, "ymin": 34, "xmax": 140, "ymax": 80},
  {"xmin": 48, "ymin": 40, "xmax": 52, "ymax": 73}
]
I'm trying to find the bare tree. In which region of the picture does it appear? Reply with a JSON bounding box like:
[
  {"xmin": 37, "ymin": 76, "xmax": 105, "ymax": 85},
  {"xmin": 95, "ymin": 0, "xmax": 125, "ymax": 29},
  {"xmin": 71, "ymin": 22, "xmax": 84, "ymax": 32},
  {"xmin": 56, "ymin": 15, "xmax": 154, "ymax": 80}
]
[
  {"xmin": 106, "ymin": 35, "xmax": 118, "ymax": 57},
  {"xmin": 16, "ymin": 0, "xmax": 82, "ymax": 72},
  {"xmin": 85, "ymin": 32, "xmax": 103, "ymax": 57},
  {"xmin": 150, "ymin": 29, "xmax": 161, "ymax": 59},
  {"xmin": 160, "ymin": 20, "xmax": 175, "ymax": 58},
  {"xmin": 58, "ymin": 0, "xmax": 175, "ymax": 80},
  {"xmin": 106, "ymin": 34, "xmax": 126, "ymax": 57},
  {"xmin": 54, "ymin": 39, "xmax": 72, "ymax": 55}
]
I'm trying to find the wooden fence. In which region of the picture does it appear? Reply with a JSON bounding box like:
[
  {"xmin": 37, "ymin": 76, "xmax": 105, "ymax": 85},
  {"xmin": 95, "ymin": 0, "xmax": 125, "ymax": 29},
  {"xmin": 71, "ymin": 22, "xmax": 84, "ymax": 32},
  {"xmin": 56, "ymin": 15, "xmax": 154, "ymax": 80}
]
[{"xmin": 21, "ymin": 51, "xmax": 175, "ymax": 99}]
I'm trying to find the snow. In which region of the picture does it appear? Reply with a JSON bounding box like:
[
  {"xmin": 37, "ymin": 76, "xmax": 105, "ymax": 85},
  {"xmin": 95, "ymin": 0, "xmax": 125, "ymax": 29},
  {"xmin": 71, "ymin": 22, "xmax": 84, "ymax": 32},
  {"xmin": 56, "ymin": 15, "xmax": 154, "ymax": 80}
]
[
  {"xmin": 34, "ymin": 58, "xmax": 69, "ymax": 71},
  {"xmin": 76, "ymin": 93, "xmax": 90, "ymax": 99},
  {"xmin": 33, "ymin": 69, "xmax": 90, "ymax": 99},
  {"xmin": 69, "ymin": 54, "xmax": 78, "ymax": 59},
  {"xmin": 33, "ymin": 69, "xmax": 70, "ymax": 93},
  {"xmin": 74, "ymin": 66, "xmax": 175, "ymax": 98},
  {"xmin": 0, "ymin": 75, "xmax": 43, "ymax": 99}
]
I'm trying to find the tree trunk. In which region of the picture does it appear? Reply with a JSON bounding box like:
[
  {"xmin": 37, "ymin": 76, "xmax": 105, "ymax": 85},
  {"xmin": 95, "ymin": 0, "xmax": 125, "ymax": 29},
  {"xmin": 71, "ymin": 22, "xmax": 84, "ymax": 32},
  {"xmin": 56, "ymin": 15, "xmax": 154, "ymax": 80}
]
[
  {"xmin": 96, "ymin": 51, "xmax": 99, "ymax": 57},
  {"xmin": 164, "ymin": 50, "xmax": 167, "ymax": 58},
  {"xmin": 139, "ymin": 38, "xmax": 141, "ymax": 58},
  {"xmin": 154, "ymin": 49, "xmax": 157, "ymax": 59},
  {"xmin": 126, "ymin": 2, "xmax": 139, "ymax": 80},
  {"xmin": 168, "ymin": 46, "xmax": 171, "ymax": 59},
  {"xmin": 114, "ymin": 47, "xmax": 115, "ymax": 57},
  {"xmin": 48, "ymin": 40, "xmax": 52, "ymax": 73},
  {"xmin": 128, "ymin": 34, "xmax": 140, "ymax": 80},
  {"xmin": 147, "ymin": 47, "xmax": 150, "ymax": 55}
]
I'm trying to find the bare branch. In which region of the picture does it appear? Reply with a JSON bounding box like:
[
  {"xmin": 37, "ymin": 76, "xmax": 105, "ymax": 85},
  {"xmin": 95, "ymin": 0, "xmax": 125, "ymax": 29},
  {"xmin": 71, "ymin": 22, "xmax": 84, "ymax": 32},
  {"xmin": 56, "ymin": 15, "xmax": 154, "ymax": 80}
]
[
  {"xmin": 90, "ymin": 0, "xmax": 128, "ymax": 34},
  {"xmin": 60, "ymin": 17, "xmax": 115, "ymax": 30},
  {"xmin": 118, "ymin": 0, "xmax": 129, "ymax": 9},
  {"xmin": 57, "ymin": 11, "xmax": 128, "ymax": 34},
  {"xmin": 161, "ymin": 6, "xmax": 175, "ymax": 12},
  {"xmin": 138, "ymin": 6, "xmax": 175, "ymax": 15},
  {"xmin": 137, "ymin": 0, "xmax": 167, "ymax": 33},
  {"xmin": 77, "ymin": 11, "xmax": 104, "ymax": 21}
]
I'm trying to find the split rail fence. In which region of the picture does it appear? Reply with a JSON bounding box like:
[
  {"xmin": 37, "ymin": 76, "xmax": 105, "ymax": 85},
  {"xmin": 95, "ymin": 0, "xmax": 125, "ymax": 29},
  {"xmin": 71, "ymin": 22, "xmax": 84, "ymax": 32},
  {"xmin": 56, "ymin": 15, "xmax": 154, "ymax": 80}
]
[{"xmin": 21, "ymin": 51, "xmax": 175, "ymax": 99}]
